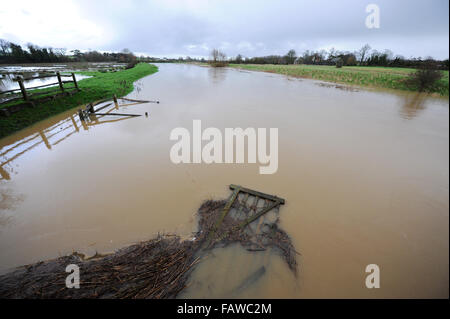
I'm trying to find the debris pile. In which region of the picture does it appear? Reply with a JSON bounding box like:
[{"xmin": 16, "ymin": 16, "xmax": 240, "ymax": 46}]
[{"xmin": 0, "ymin": 185, "xmax": 298, "ymax": 298}]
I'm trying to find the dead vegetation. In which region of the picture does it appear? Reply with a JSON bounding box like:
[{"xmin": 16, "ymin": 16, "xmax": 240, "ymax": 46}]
[
  {"xmin": 0, "ymin": 189, "xmax": 298, "ymax": 299},
  {"xmin": 0, "ymin": 235, "xmax": 202, "ymax": 298}
]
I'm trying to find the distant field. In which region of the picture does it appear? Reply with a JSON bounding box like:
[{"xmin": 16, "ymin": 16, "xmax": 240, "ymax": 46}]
[{"xmin": 229, "ymin": 64, "xmax": 449, "ymax": 96}]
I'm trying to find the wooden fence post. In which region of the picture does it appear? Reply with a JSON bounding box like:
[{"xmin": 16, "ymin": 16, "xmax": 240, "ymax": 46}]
[
  {"xmin": 113, "ymin": 95, "xmax": 119, "ymax": 109},
  {"xmin": 78, "ymin": 109, "xmax": 85, "ymax": 121},
  {"xmin": 71, "ymin": 73, "xmax": 79, "ymax": 90},
  {"xmin": 17, "ymin": 77, "xmax": 29, "ymax": 101},
  {"xmin": 56, "ymin": 72, "xmax": 64, "ymax": 93}
]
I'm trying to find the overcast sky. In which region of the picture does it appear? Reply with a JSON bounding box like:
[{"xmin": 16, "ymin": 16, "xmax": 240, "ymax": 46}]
[{"xmin": 0, "ymin": 0, "xmax": 448, "ymax": 59}]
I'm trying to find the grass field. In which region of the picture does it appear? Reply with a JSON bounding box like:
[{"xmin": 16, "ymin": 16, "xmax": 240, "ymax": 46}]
[
  {"xmin": 0, "ymin": 63, "xmax": 158, "ymax": 139},
  {"xmin": 230, "ymin": 64, "xmax": 449, "ymax": 96}
]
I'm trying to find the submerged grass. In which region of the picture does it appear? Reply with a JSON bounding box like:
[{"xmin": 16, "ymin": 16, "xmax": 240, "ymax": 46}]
[
  {"xmin": 0, "ymin": 63, "xmax": 158, "ymax": 139},
  {"xmin": 230, "ymin": 64, "xmax": 449, "ymax": 96}
]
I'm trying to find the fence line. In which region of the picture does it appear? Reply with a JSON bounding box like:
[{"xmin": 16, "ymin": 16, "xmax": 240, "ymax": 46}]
[
  {"xmin": 0, "ymin": 72, "xmax": 80, "ymax": 117},
  {"xmin": 1, "ymin": 72, "xmax": 79, "ymax": 101}
]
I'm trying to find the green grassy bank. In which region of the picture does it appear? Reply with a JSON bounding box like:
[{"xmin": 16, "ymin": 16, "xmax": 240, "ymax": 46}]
[
  {"xmin": 0, "ymin": 63, "xmax": 158, "ymax": 139},
  {"xmin": 230, "ymin": 64, "xmax": 449, "ymax": 96}
]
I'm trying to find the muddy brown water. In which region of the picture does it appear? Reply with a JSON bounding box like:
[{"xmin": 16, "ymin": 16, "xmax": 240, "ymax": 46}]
[{"xmin": 0, "ymin": 63, "xmax": 448, "ymax": 298}]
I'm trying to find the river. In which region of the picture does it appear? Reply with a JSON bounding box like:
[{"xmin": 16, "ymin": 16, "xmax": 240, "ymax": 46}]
[{"xmin": 0, "ymin": 63, "xmax": 448, "ymax": 298}]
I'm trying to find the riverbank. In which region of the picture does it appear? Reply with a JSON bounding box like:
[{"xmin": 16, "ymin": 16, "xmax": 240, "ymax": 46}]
[
  {"xmin": 229, "ymin": 64, "xmax": 449, "ymax": 96},
  {"xmin": 0, "ymin": 63, "xmax": 158, "ymax": 139}
]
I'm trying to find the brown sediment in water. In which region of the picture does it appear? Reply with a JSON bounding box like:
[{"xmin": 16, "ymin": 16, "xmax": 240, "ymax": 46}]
[
  {"xmin": 0, "ymin": 198, "xmax": 296, "ymax": 299},
  {"xmin": 0, "ymin": 63, "xmax": 447, "ymax": 298}
]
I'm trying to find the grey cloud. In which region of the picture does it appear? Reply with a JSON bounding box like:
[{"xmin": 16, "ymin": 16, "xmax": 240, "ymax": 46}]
[{"xmin": 9, "ymin": 0, "xmax": 450, "ymax": 59}]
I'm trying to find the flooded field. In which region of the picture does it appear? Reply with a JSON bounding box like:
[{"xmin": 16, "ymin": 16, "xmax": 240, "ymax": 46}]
[
  {"xmin": 0, "ymin": 62, "xmax": 125, "ymax": 93},
  {"xmin": 0, "ymin": 63, "xmax": 448, "ymax": 298},
  {"xmin": 0, "ymin": 62, "xmax": 126, "ymax": 73}
]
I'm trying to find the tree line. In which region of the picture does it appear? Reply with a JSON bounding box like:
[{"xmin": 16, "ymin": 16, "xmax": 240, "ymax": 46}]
[
  {"xmin": 176, "ymin": 45, "xmax": 447, "ymax": 70},
  {"xmin": 1, "ymin": 39, "xmax": 448, "ymax": 71},
  {"xmin": 147, "ymin": 45, "xmax": 449, "ymax": 71},
  {"xmin": 227, "ymin": 45, "xmax": 448, "ymax": 70},
  {"xmin": 0, "ymin": 39, "xmax": 137, "ymax": 64}
]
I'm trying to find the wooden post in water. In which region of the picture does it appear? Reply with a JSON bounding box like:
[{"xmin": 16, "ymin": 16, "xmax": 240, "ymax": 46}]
[
  {"xmin": 71, "ymin": 73, "xmax": 79, "ymax": 90},
  {"xmin": 78, "ymin": 109, "xmax": 85, "ymax": 121},
  {"xmin": 113, "ymin": 95, "xmax": 119, "ymax": 109},
  {"xmin": 56, "ymin": 72, "xmax": 64, "ymax": 93},
  {"xmin": 17, "ymin": 77, "xmax": 29, "ymax": 101}
]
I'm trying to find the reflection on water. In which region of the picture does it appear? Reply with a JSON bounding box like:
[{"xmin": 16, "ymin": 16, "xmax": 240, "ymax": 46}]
[
  {"xmin": 0, "ymin": 101, "xmax": 140, "ymax": 181},
  {"xmin": 179, "ymin": 244, "xmax": 299, "ymax": 298},
  {"xmin": 0, "ymin": 213, "xmax": 12, "ymax": 228},
  {"xmin": 0, "ymin": 64, "xmax": 448, "ymax": 298},
  {"xmin": 399, "ymin": 92, "xmax": 428, "ymax": 120},
  {"xmin": 0, "ymin": 114, "xmax": 83, "ymax": 181},
  {"xmin": 0, "ymin": 188, "xmax": 24, "ymax": 229},
  {"xmin": 0, "ymin": 188, "xmax": 24, "ymax": 211},
  {"xmin": 134, "ymin": 80, "xmax": 144, "ymax": 94},
  {"xmin": 208, "ymin": 67, "xmax": 227, "ymax": 84}
]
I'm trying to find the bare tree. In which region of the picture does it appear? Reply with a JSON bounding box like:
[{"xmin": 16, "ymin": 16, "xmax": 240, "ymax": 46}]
[
  {"xmin": 0, "ymin": 39, "xmax": 10, "ymax": 55},
  {"xmin": 210, "ymin": 48, "xmax": 227, "ymax": 66},
  {"xmin": 285, "ymin": 49, "xmax": 297, "ymax": 64},
  {"xmin": 54, "ymin": 48, "xmax": 66, "ymax": 56},
  {"xmin": 328, "ymin": 47, "xmax": 336, "ymax": 60},
  {"xmin": 358, "ymin": 44, "xmax": 371, "ymax": 65},
  {"xmin": 211, "ymin": 49, "xmax": 226, "ymax": 61}
]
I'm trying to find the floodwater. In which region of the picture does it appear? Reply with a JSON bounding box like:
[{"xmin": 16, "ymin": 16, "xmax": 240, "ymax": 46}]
[
  {"xmin": 0, "ymin": 62, "xmax": 126, "ymax": 73},
  {"xmin": 0, "ymin": 73, "xmax": 90, "ymax": 94},
  {"xmin": 0, "ymin": 63, "xmax": 448, "ymax": 298},
  {"xmin": 0, "ymin": 62, "xmax": 125, "ymax": 100}
]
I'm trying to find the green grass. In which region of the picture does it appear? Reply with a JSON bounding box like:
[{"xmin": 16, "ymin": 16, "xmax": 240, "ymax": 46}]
[
  {"xmin": 0, "ymin": 63, "xmax": 158, "ymax": 139},
  {"xmin": 230, "ymin": 64, "xmax": 449, "ymax": 96}
]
